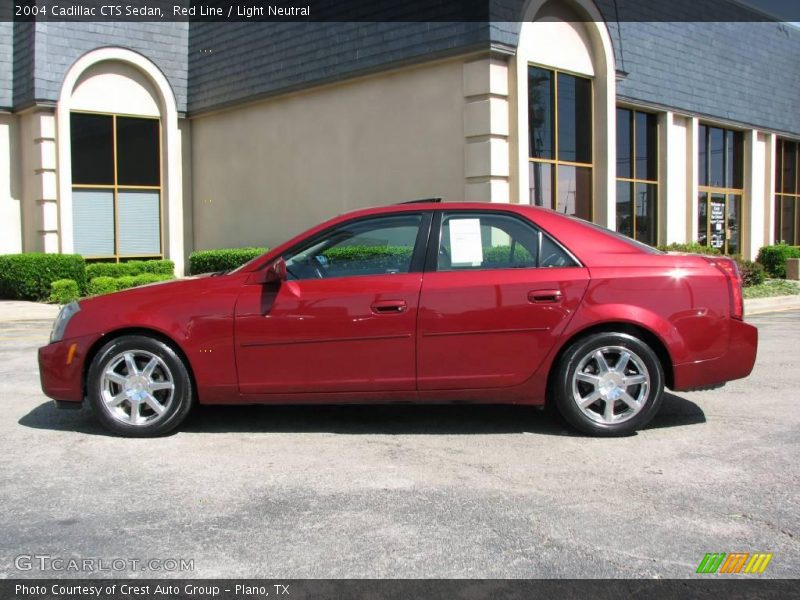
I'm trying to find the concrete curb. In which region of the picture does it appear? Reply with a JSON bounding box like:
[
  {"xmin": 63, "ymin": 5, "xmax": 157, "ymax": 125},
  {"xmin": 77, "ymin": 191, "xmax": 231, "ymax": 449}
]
[{"xmin": 744, "ymin": 294, "xmax": 800, "ymax": 316}]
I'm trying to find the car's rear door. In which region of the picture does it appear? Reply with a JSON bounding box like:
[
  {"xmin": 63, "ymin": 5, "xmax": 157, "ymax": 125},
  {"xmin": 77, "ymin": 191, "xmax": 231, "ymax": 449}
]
[
  {"xmin": 417, "ymin": 210, "xmax": 589, "ymax": 391},
  {"xmin": 235, "ymin": 212, "xmax": 430, "ymax": 395}
]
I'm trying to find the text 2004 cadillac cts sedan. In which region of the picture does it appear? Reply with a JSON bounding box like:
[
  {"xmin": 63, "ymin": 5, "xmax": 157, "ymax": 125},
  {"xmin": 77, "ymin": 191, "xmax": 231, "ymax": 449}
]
[{"xmin": 39, "ymin": 201, "xmax": 757, "ymax": 437}]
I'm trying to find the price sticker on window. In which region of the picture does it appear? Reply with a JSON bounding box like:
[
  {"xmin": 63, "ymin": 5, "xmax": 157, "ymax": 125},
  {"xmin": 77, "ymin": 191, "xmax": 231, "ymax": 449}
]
[{"xmin": 449, "ymin": 218, "xmax": 483, "ymax": 267}]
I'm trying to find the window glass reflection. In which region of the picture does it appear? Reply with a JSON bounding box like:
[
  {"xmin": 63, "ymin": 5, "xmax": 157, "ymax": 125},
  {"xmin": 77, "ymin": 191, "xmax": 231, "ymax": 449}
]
[
  {"xmin": 781, "ymin": 197, "xmax": 795, "ymax": 244},
  {"xmin": 616, "ymin": 181, "xmax": 632, "ymax": 237},
  {"xmin": 709, "ymin": 127, "xmax": 724, "ymax": 188},
  {"xmin": 635, "ymin": 183, "xmax": 657, "ymax": 246},
  {"xmin": 636, "ymin": 112, "xmax": 658, "ymax": 181},
  {"xmin": 699, "ymin": 125, "xmax": 708, "ymax": 186},
  {"xmin": 557, "ymin": 73, "xmax": 592, "ymax": 163},
  {"xmin": 616, "ymin": 108, "xmax": 632, "ymax": 179},
  {"xmin": 71, "ymin": 113, "xmax": 114, "ymax": 185},
  {"xmin": 529, "ymin": 162, "xmax": 553, "ymax": 209},
  {"xmin": 528, "ymin": 68, "xmax": 554, "ymax": 160},
  {"xmin": 557, "ymin": 165, "xmax": 591, "ymax": 220}
]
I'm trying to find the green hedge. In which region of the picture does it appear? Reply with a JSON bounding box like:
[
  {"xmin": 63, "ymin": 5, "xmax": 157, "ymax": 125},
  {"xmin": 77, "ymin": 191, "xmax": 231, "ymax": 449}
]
[
  {"xmin": 482, "ymin": 245, "xmax": 534, "ymax": 266},
  {"xmin": 0, "ymin": 253, "xmax": 87, "ymax": 301},
  {"xmin": 756, "ymin": 243, "xmax": 800, "ymax": 278},
  {"xmin": 86, "ymin": 259, "xmax": 174, "ymax": 280},
  {"xmin": 49, "ymin": 279, "xmax": 81, "ymax": 304},
  {"xmin": 88, "ymin": 273, "xmax": 174, "ymax": 296},
  {"xmin": 189, "ymin": 247, "xmax": 267, "ymax": 275},
  {"xmin": 657, "ymin": 242, "xmax": 721, "ymax": 255}
]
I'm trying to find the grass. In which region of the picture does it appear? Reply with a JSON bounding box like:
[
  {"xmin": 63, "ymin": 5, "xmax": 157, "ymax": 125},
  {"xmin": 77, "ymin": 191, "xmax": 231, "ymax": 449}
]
[{"xmin": 743, "ymin": 279, "xmax": 800, "ymax": 299}]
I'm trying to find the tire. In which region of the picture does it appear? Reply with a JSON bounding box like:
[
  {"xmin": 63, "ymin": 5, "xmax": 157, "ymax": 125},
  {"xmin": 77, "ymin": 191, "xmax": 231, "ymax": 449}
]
[
  {"xmin": 87, "ymin": 335, "xmax": 194, "ymax": 437},
  {"xmin": 552, "ymin": 332, "xmax": 665, "ymax": 436}
]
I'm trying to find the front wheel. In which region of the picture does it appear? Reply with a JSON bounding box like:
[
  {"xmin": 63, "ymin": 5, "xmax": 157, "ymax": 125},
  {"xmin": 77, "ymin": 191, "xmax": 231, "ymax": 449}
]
[
  {"xmin": 552, "ymin": 332, "xmax": 665, "ymax": 436},
  {"xmin": 87, "ymin": 335, "xmax": 194, "ymax": 437}
]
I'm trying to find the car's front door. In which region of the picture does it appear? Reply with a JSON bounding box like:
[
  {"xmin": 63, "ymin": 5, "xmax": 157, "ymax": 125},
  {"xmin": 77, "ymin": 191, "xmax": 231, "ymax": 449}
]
[
  {"xmin": 417, "ymin": 211, "xmax": 590, "ymax": 390},
  {"xmin": 235, "ymin": 212, "xmax": 430, "ymax": 395}
]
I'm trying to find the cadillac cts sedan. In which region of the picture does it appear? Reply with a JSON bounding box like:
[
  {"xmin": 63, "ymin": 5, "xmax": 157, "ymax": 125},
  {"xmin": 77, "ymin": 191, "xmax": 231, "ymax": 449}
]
[{"xmin": 39, "ymin": 201, "xmax": 758, "ymax": 437}]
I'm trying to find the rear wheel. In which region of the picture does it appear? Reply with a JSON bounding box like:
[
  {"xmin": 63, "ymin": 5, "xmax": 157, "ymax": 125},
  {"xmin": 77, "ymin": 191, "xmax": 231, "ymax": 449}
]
[
  {"xmin": 87, "ymin": 335, "xmax": 193, "ymax": 437},
  {"xmin": 553, "ymin": 332, "xmax": 664, "ymax": 436}
]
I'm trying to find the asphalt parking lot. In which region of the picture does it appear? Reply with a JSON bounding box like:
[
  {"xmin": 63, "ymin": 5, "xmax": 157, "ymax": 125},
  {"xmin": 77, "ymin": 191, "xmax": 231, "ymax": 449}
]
[{"xmin": 0, "ymin": 309, "xmax": 798, "ymax": 579}]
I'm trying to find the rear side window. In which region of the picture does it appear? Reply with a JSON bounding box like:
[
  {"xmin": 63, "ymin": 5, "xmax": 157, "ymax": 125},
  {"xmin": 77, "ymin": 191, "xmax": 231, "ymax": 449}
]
[{"xmin": 436, "ymin": 212, "xmax": 578, "ymax": 271}]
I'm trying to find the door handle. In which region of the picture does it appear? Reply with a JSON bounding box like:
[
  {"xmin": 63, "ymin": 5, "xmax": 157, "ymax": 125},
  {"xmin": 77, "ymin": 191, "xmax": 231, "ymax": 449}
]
[
  {"xmin": 371, "ymin": 300, "xmax": 407, "ymax": 314},
  {"xmin": 528, "ymin": 289, "xmax": 562, "ymax": 303}
]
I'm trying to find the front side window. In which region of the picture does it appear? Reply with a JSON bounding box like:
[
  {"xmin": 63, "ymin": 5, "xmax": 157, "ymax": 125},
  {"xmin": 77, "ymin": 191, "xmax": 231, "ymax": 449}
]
[
  {"xmin": 775, "ymin": 138, "xmax": 800, "ymax": 245},
  {"xmin": 437, "ymin": 212, "xmax": 577, "ymax": 271},
  {"xmin": 528, "ymin": 66, "xmax": 593, "ymax": 221},
  {"xmin": 71, "ymin": 113, "xmax": 161, "ymax": 260},
  {"xmin": 616, "ymin": 108, "xmax": 658, "ymax": 246},
  {"xmin": 284, "ymin": 214, "xmax": 422, "ymax": 280},
  {"xmin": 697, "ymin": 124, "xmax": 744, "ymax": 254}
]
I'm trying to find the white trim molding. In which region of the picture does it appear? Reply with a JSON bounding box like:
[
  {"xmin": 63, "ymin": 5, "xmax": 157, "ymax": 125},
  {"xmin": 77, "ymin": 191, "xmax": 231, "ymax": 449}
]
[
  {"xmin": 511, "ymin": 0, "xmax": 617, "ymax": 228},
  {"xmin": 56, "ymin": 47, "xmax": 185, "ymax": 274}
]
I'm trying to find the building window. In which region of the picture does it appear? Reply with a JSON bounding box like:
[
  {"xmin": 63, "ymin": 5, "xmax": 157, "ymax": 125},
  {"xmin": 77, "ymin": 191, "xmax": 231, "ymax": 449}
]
[
  {"xmin": 697, "ymin": 124, "xmax": 744, "ymax": 255},
  {"xmin": 71, "ymin": 112, "xmax": 162, "ymax": 260},
  {"xmin": 616, "ymin": 108, "xmax": 658, "ymax": 246},
  {"xmin": 775, "ymin": 138, "xmax": 800, "ymax": 246},
  {"xmin": 528, "ymin": 66, "xmax": 592, "ymax": 220}
]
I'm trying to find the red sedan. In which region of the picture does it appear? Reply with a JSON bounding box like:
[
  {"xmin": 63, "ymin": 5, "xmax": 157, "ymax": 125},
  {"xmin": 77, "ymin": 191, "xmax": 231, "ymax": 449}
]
[{"xmin": 39, "ymin": 201, "xmax": 757, "ymax": 437}]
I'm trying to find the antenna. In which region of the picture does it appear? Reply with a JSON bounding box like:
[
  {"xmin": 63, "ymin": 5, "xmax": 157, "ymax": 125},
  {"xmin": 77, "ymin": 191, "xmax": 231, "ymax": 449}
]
[{"xmin": 398, "ymin": 197, "xmax": 443, "ymax": 204}]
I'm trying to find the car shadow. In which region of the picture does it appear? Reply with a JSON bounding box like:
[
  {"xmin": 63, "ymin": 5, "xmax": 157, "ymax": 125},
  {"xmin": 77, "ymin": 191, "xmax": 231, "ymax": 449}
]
[{"xmin": 19, "ymin": 392, "xmax": 704, "ymax": 437}]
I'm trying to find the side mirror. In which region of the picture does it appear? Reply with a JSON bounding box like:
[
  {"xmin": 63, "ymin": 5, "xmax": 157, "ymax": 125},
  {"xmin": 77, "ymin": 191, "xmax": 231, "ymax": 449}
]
[
  {"xmin": 248, "ymin": 257, "xmax": 287, "ymax": 285},
  {"xmin": 264, "ymin": 257, "xmax": 287, "ymax": 283}
]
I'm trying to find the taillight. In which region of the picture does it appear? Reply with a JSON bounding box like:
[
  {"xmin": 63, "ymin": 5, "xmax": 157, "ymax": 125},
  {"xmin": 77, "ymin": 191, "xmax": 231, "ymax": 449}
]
[{"xmin": 705, "ymin": 257, "xmax": 743, "ymax": 320}]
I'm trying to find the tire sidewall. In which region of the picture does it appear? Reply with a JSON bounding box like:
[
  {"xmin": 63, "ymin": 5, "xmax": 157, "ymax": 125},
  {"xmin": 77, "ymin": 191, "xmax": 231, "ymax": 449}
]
[
  {"xmin": 555, "ymin": 332, "xmax": 665, "ymax": 436},
  {"xmin": 87, "ymin": 335, "xmax": 193, "ymax": 437}
]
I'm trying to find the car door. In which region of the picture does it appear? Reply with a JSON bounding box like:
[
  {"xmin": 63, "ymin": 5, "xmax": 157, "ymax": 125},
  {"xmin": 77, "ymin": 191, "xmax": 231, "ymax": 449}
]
[
  {"xmin": 235, "ymin": 212, "xmax": 430, "ymax": 395},
  {"xmin": 417, "ymin": 210, "xmax": 590, "ymax": 391}
]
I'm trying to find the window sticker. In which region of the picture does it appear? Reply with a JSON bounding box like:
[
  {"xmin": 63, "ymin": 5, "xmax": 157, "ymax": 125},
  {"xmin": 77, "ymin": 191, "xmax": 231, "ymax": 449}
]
[{"xmin": 448, "ymin": 218, "xmax": 483, "ymax": 267}]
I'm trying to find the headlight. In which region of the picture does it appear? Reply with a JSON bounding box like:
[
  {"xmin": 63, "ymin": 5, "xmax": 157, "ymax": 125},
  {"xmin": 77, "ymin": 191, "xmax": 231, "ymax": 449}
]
[{"xmin": 50, "ymin": 301, "xmax": 80, "ymax": 343}]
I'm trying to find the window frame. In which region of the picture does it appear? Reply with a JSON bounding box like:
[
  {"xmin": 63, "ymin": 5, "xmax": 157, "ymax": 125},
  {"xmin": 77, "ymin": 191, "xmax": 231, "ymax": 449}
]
[
  {"xmin": 697, "ymin": 123, "xmax": 745, "ymax": 255},
  {"xmin": 615, "ymin": 106, "xmax": 660, "ymax": 246},
  {"xmin": 527, "ymin": 63, "xmax": 594, "ymax": 221},
  {"xmin": 280, "ymin": 212, "xmax": 433, "ymax": 281},
  {"xmin": 424, "ymin": 210, "xmax": 581, "ymax": 273},
  {"xmin": 775, "ymin": 137, "xmax": 800, "ymax": 246},
  {"xmin": 70, "ymin": 109, "xmax": 163, "ymax": 262}
]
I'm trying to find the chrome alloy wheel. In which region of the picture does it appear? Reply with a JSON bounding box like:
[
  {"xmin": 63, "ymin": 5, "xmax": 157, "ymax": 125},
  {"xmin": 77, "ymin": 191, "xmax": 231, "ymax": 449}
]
[
  {"xmin": 571, "ymin": 345, "xmax": 650, "ymax": 425},
  {"xmin": 100, "ymin": 350, "xmax": 176, "ymax": 426}
]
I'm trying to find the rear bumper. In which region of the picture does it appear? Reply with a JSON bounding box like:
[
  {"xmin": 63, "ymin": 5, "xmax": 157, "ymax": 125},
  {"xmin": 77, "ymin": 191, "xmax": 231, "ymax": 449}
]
[
  {"xmin": 672, "ymin": 318, "xmax": 758, "ymax": 391},
  {"xmin": 38, "ymin": 333, "xmax": 100, "ymax": 404}
]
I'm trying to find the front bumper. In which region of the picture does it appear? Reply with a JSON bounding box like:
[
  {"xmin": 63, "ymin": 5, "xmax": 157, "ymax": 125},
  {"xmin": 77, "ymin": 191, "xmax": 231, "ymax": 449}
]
[
  {"xmin": 672, "ymin": 318, "xmax": 758, "ymax": 391},
  {"xmin": 38, "ymin": 333, "xmax": 100, "ymax": 404}
]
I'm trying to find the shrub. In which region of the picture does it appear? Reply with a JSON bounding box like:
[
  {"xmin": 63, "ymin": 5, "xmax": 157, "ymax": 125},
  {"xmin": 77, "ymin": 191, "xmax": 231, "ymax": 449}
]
[
  {"xmin": 0, "ymin": 253, "xmax": 86, "ymax": 301},
  {"xmin": 657, "ymin": 242, "xmax": 721, "ymax": 256},
  {"xmin": 87, "ymin": 273, "xmax": 173, "ymax": 296},
  {"xmin": 87, "ymin": 276, "xmax": 119, "ymax": 296},
  {"xmin": 189, "ymin": 247, "xmax": 267, "ymax": 275},
  {"xmin": 49, "ymin": 279, "xmax": 80, "ymax": 304},
  {"xmin": 85, "ymin": 259, "xmax": 174, "ymax": 280},
  {"xmin": 483, "ymin": 245, "xmax": 534, "ymax": 266},
  {"xmin": 756, "ymin": 243, "xmax": 800, "ymax": 278},
  {"xmin": 733, "ymin": 256, "xmax": 766, "ymax": 287},
  {"xmin": 321, "ymin": 245, "xmax": 412, "ymax": 275}
]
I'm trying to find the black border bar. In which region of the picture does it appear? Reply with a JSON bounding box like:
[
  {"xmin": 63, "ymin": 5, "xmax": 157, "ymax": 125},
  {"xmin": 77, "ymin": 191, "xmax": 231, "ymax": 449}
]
[
  {"xmin": 4, "ymin": 0, "xmax": 800, "ymax": 22},
  {"xmin": 3, "ymin": 579, "xmax": 798, "ymax": 600}
]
